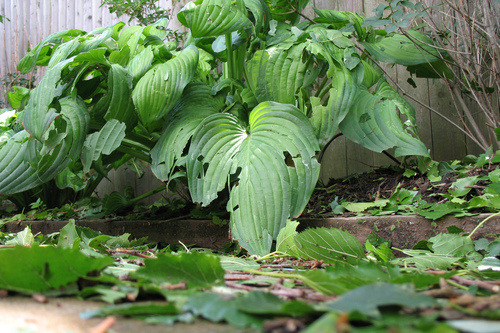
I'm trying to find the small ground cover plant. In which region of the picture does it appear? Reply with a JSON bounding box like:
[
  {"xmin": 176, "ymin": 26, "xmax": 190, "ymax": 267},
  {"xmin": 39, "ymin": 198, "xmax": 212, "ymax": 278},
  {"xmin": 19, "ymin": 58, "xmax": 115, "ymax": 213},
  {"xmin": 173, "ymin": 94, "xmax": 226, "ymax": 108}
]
[{"xmin": 306, "ymin": 147, "xmax": 500, "ymax": 220}]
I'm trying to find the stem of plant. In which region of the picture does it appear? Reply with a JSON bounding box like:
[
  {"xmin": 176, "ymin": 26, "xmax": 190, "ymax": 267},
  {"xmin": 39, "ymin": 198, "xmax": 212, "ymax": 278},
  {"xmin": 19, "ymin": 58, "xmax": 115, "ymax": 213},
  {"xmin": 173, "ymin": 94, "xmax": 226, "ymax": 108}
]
[
  {"xmin": 225, "ymin": 33, "xmax": 234, "ymax": 81},
  {"xmin": 468, "ymin": 211, "xmax": 500, "ymax": 239}
]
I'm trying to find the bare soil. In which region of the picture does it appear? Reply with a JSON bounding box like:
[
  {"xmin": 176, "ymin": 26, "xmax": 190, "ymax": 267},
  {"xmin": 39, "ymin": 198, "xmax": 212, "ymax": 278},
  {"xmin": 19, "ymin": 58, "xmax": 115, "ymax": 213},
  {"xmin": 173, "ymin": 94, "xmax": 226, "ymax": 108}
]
[{"xmin": 302, "ymin": 164, "xmax": 494, "ymax": 218}]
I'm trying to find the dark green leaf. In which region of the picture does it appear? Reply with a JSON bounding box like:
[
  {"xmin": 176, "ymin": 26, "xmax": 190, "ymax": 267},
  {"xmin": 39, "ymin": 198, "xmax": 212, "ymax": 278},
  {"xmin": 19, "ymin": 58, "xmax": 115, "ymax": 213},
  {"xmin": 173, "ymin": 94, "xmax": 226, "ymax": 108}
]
[
  {"xmin": 325, "ymin": 283, "xmax": 437, "ymax": 317},
  {"xmin": 0, "ymin": 245, "xmax": 113, "ymax": 293},
  {"xmin": 183, "ymin": 293, "xmax": 263, "ymax": 328},
  {"xmin": 81, "ymin": 302, "xmax": 178, "ymax": 319}
]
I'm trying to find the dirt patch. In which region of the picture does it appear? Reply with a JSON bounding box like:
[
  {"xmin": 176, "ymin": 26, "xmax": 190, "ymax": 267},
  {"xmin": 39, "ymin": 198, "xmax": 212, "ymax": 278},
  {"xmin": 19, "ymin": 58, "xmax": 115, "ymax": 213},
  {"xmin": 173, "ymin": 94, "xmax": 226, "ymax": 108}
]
[{"xmin": 303, "ymin": 164, "xmax": 495, "ymax": 218}]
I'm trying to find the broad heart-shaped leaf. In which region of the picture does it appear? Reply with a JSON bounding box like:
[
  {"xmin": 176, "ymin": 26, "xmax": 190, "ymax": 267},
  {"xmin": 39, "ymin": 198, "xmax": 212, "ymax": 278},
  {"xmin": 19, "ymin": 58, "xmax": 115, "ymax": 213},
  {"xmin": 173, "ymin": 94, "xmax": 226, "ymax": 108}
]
[
  {"xmin": 132, "ymin": 252, "xmax": 225, "ymax": 289},
  {"xmin": 339, "ymin": 85, "xmax": 429, "ymax": 158},
  {"xmin": 0, "ymin": 96, "xmax": 89, "ymax": 194},
  {"xmin": 187, "ymin": 102, "xmax": 320, "ymax": 255},
  {"xmin": 150, "ymin": 82, "xmax": 225, "ymax": 181},
  {"xmin": 245, "ymin": 44, "xmax": 318, "ymax": 105},
  {"xmin": 293, "ymin": 227, "xmax": 366, "ymax": 264},
  {"xmin": 359, "ymin": 31, "xmax": 444, "ymax": 66},
  {"xmin": 133, "ymin": 45, "xmax": 198, "ymax": 130},
  {"xmin": 81, "ymin": 119, "xmax": 126, "ymax": 173},
  {"xmin": 177, "ymin": 0, "xmax": 252, "ymax": 38},
  {"xmin": 0, "ymin": 245, "xmax": 113, "ymax": 293},
  {"xmin": 325, "ymin": 283, "xmax": 437, "ymax": 318}
]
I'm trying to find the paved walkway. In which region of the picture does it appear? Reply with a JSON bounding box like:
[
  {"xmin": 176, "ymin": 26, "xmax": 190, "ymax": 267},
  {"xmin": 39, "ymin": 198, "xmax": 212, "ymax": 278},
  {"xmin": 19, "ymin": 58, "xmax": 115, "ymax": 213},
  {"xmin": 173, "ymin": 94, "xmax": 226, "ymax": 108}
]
[{"xmin": 0, "ymin": 296, "xmax": 255, "ymax": 333}]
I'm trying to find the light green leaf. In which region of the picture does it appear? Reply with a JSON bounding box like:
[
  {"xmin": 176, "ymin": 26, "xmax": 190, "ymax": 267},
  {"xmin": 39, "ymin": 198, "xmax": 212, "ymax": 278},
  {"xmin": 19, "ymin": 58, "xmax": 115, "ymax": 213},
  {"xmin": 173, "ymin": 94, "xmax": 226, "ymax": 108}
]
[
  {"xmin": 16, "ymin": 29, "xmax": 85, "ymax": 73},
  {"xmin": 81, "ymin": 119, "xmax": 126, "ymax": 173},
  {"xmin": 133, "ymin": 252, "xmax": 225, "ymax": 289},
  {"xmin": 299, "ymin": 270, "xmax": 369, "ymax": 295},
  {"xmin": 7, "ymin": 86, "xmax": 30, "ymax": 109},
  {"xmin": 428, "ymin": 233, "xmax": 475, "ymax": 257},
  {"xmin": 74, "ymin": 48, "xmax": 110, "ymax": 66},
  {"xmin": 360, "ymin": 31, "xmax": 443, "ymax": 66},
  {"xmin": 178, "ymin": 0, "xmax": 252, "ymax": 38},
  {"xmin": 0, "ymin": 96, "xmax": 89, "ymax": 194},
  {"xmin": 133, "ymin": 45, "xmax": 199, "ymax": 129},
  {"xmin": 293, "ymin": 227, "xmax": 366, "ymax": 264},
  {"xmin": 58, "ymin": 219, "xmax": 81, "ymax": 249},
  {"xmin": 5, "ymin": 226, "xmax": 35, "ymax": 246},
  {"xmin": 0, "ymin": 245, "xmax": 113, "ymax": 293},
  {"xmin": 397, "ymin": 249, "xmax": 461, "ymax": 270},
  {"xmin": 22, "ymin": 58, "xmax": 72, "ymax": 141},
  {"xmin": 219, "ymin": 256, "xmax": 260, "ymax": 271},
  {"xmin": 449, "ymin": 176, "xmax": 478, "ymax": 197},
  {"xmin": 302, "ymin": 313, "xmax": 339, "ymax": 333},
  {"xmin": 276, "ymin": 220, "xmax": 300, "ymax": 257},
  {"xmin": 342, "ymin": 199, "xmax": 389, "ymax": 213},
  {"xmin": 339, "ymin": 87, "xmax": 429, "ymax": 157},
  {"xmin": 128, "ymin": 45, "xmax": 154, "ymax": 81}
]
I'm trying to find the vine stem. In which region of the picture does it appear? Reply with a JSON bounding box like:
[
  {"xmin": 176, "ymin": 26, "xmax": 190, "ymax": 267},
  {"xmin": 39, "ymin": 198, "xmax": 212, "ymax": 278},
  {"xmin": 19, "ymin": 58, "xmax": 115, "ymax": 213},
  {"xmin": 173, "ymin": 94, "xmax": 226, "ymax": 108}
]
[{"xmin": 468, "ymin": 212, "xmax": 500, "ymax": 239}]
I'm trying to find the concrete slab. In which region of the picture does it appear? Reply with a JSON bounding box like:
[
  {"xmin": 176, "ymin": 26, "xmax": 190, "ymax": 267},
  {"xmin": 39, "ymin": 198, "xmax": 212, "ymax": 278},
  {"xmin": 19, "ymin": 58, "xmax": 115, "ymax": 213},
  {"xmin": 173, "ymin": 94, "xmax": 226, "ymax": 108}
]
[{"xmin": 0, "ymin": 296, "xmax": 257, "ymax": 333}]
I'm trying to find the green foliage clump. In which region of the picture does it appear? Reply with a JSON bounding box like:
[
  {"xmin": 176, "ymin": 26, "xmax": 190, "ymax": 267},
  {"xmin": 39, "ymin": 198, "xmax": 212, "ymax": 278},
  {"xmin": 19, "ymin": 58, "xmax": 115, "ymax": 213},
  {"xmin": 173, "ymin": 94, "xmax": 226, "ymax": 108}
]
[{"xmin": 0, "ymin": 0, "xmax": 448, "ymax": 255}]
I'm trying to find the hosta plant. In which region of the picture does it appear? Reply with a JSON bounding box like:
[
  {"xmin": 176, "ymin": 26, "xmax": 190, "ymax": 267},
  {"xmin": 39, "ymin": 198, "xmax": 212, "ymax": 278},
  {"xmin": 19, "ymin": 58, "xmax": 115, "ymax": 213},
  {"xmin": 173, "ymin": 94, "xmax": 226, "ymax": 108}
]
[{"xmin": 0, "ymin": 0, "xmax": 439, "ymax": 255}]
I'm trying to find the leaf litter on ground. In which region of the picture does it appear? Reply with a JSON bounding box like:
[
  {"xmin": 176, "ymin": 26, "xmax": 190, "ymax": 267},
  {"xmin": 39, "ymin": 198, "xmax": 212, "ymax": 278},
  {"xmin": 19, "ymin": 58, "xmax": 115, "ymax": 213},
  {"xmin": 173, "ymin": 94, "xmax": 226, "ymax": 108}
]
[{"xmin": 1, "ymin": 219, "xmax": 500, "ymax": 332}]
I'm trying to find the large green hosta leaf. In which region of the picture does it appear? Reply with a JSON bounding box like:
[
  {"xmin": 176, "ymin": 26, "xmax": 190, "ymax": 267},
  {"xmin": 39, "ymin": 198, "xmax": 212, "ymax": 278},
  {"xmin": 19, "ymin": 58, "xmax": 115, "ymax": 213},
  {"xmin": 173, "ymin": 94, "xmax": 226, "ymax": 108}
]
[
  {"xmin": 22, "ymin": 58, "xmax": 73, "ymax": 141},
  {"xmin": 245, "ymin": 44, "xmax": 318, "ymax": 105},
  {"xmin": 186, "ymin": 102, "xmax": 320, "ymax": 255},
  {"xmin": 339, "ymin": 84, "xmax": 429, "ymax": 157},
  {"xmin": 17, "ymin": 29, "xmax": 85, "ymax": 73},
  {"xmin": 150, "ymin": 82, "xmax": 225, "ymax": 181},
  {"xmin": 132, "ymin": 45, "xmax": 199, "ymax": 129},
  {"xmin": 102, "ymin": 64, "xmax": 137, "ymax": 130},
  {"xmin": 309, "ymin": 66, "xmax": 361, "ymax": 147},
  {"xmin": 81, "ymin": 119, "xmax": 126, "ymax": 174},
  {"xmin": 178, "ymin": 0, "xmax": 252, "ymax": 38},
  {"xmin": 359, "ymin": 31, "xmax": 444, "ymax": 66},
  {"xmin": 0, "ymin": 96, "xmax": 89, "ymax": 194}
]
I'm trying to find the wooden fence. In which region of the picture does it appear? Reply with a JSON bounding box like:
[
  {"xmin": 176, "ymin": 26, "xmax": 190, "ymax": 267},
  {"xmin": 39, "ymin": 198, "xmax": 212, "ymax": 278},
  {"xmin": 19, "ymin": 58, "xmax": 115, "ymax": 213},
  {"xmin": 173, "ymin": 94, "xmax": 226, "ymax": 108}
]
[{"xmin": 0, "ymin": 0, "xmax": 486, "ymax": 201}]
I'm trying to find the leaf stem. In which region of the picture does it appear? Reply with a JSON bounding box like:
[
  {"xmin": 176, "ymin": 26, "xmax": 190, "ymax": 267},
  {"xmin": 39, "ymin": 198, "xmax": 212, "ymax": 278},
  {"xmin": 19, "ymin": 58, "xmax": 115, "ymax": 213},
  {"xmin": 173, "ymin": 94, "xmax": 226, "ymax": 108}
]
[
  {"xmin": 468, "ymin": 212, "xmax": 500, "ymax": 239},
  {"xmin": 225, "ymin": 33, "xmax": 234, "ymax": 81},
  {"xmin": 244, "ymin": 269, "xmax": 302, "ymax": 280}
]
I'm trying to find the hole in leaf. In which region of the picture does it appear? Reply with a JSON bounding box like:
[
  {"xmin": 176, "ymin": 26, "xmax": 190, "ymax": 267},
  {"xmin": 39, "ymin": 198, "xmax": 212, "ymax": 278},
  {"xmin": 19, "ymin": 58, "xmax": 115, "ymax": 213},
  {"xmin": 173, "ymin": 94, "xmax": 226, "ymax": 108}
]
[{"xmin": 284, "ymin": 151, "xmax": 299, "ymax": 168}]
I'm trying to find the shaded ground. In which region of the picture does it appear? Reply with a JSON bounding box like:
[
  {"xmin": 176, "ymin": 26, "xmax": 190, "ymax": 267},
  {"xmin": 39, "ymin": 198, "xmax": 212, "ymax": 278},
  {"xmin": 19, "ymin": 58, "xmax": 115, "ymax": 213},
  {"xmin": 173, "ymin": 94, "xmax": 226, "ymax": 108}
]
[{"xmin": 303, "ymin": 164, "xmax": 495, "ymax": 218}]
